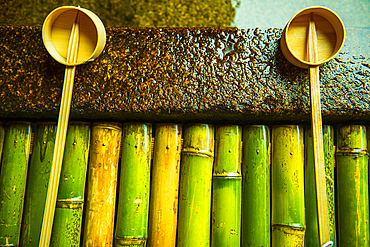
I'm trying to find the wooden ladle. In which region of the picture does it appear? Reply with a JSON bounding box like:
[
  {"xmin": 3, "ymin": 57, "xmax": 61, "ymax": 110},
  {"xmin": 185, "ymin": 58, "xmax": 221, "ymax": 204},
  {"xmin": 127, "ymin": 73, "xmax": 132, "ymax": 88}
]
[
  {"xmin": 307, "ymin": 12, "xmax": 331, "ymax": 246},
  {"xmin": 281, "ymin": 6, "xmax": 345, "ymax": 247},
  {"xmin": 40, "ymin": 6, "xmax": 106, "ymax": 246}
]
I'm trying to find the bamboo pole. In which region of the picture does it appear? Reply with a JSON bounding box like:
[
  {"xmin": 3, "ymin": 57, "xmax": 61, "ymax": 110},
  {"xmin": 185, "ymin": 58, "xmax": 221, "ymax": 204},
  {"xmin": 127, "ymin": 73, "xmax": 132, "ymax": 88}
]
[
  {"xmin": 0, "ymin": 122, "xmax": 5, "ymax": 165},
  {"xmin": 271, "ymin": 125, "xmax": 305, "ymax": 246},
  {"xmin": 211, "ymin": 125, "xmax": 242, "ymax": 247},
  {"xmin": 0, "ymin": 122, "xmax": 32, "ymax": 246},
  {"xmin": 305, "ymin": 126, "xmax": 336, "ymax": 246},
  {"xmin": 147, "ymin": 123, "xmax": 182, "ymax": 247},
  {"xmin": 307, "ymin": 13, "xmax": 330, "ymax": 246},
  {"xmin": 336, "ymin": 125, "xmax": 370, "ymax": 246},
  {"xmin": 177, "ymin": 124, "xmax": 214, "ymax": 247},
  {"xmin": 82, "ymin": 122, "xmax": 122, "ymax": 247},
  {"xmin": 20, "ymin": 122, "xmax": 56, "ymax": 246},
  {"xmin": 242, "ymin": 125, "xmax": 270, "ymax": 247},
  {"xmin": 50, "ymin": 122, "xmax": 91, "ymax": 246},
  {"xmin": 115, "ymin": 123, "xmax": 152, "ymax": 247},
  {"xmin": 39, "ymin": 10, "xmax": 80, "ymax": 247}
]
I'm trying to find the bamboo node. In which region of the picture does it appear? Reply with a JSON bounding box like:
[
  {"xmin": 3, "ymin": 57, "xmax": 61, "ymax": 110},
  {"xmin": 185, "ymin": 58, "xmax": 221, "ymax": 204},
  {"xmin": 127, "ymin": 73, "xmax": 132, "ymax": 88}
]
[{"xmin": 182, "ymin": 147, "xmax": 214, "ymax": 158}]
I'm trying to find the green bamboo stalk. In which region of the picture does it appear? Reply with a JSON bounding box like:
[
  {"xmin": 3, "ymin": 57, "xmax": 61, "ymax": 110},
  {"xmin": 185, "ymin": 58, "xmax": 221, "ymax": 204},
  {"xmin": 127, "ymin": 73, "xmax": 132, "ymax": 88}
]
[
  {"xmin": 336, "ymin": 125, "xmax": 370, "ymax": 246},
  {"xmin": 147, "ymin": 123, "xmax": 182, "ymax": 247},
  {"xmin": 20, "ymin": 122, "xmax": 56, "ymax": 247},
  {"xmin": 241, "ymin": 125, "xmax": 270, "ymax": 247},
  {"xmin": 271, "ymin": 125, "xmax": 305, "ymax": 247},
  {"xmin": 50, "ymin": 122, "xmax": 91, "ymax": 246},
  {"xmin": 211, "ymin": 125, "xmax": 241, "ymax": 247},
  {"xmin": 0, "ymin": 122, "xmax": 32, "ymax": 246},
  {"xmin": 305, "ymin": 126, "xmax": 336, "ymax": 246},
  {"xmin": 177, "ymin": 124, "xmax": 214, "ymax": 247},
  {"xmin": 82, "ymin": 122, "xmax": 122, "ymax": 247},
  {"xmin": 115, "ymin": 123, "xmax": 152, "ymax": 247},
  {"xmin": 0, "ymin": 122, "xmax": 5, "ymax": 165}
]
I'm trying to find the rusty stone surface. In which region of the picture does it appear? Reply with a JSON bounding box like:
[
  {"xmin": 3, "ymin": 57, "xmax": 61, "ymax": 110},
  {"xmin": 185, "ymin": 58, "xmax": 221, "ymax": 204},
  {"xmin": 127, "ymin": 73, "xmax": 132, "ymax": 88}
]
[{"xmin": 0, "ymin": 26, "xmax": 369, "ymax": 124}]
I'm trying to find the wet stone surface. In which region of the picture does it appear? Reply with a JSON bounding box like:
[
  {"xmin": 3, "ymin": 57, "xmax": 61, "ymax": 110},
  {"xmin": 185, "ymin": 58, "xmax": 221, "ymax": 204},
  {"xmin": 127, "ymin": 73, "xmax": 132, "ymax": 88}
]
[{"xmin": 0, "ymin": 26, "xmax": 369, "ymax": 124}]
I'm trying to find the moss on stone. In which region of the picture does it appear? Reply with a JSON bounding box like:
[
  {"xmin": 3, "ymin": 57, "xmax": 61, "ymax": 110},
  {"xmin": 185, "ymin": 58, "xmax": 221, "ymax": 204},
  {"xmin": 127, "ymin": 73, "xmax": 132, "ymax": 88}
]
[{"xmin": 1, "ymin": 0, "xmax": 235, "ymax": 27}]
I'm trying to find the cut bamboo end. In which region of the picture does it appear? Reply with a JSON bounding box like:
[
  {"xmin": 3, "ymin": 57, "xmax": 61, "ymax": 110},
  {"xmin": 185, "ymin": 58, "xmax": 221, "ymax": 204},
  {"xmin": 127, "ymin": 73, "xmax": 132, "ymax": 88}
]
[{"xmin": 281, "ymin": 6, "xmax": 345, "ymax": 68}]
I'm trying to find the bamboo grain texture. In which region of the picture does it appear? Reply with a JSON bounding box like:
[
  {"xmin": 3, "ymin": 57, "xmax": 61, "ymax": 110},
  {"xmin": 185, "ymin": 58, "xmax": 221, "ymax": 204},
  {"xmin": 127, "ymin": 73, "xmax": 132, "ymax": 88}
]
[
  {"xmin": 336, "ymin": 125, "xmax": 370, "ymax": 246},
  {"xmin": 242, "ymin": 125, "xmax": 270, "ymax": 247},
  {"xmin": 50, "ymin": 122, "xmax": 91, "ymax": 246},
  {"xmin": 82, "ymin": 123, "xmax": 122, "ymax": 247},
  {"xmin": 211, "ymin": 125, "xmax": 242, "ymax": 247},
  {"xmin": 0, "ymin": 122, "xmax": 369, "ymax": 245},
  {"xmin": 148, "ymin": 124, "xmax": 182, "ymax": 247},
  {"xmin": 177, "ymin": 124, "xmax": 214, "ymax": 247},
  {"xmin": 51, "ymin": 10, "xmax": 98, "ymax": 64},
  {"xmin": 287, "ymin": 13, "xmax": 337, "ymax": 63},
  {"xmin": 271, "ymin": 125, "xmax": 305, "ymax": 247},
  {"xmin": 308, "ymin": 12, "xmax": 330, "ymax": 246},
  {"xmin": 39, "ymin": 10, "xmax": 80, "ymax": 247},
  {"xmin": 20, "ymin": 123, "xmax": 56, "ymax": 247},
  {"xmin": 305, "ymin": 126, "xmax": 336, "ymax": 246},
  {"xmin": 115, "ymin": 123, "xmax": 152, "ymax": 246},
  {"xmin": 0, "ymin": 122, "xmax": 32, "ymax": 246}
]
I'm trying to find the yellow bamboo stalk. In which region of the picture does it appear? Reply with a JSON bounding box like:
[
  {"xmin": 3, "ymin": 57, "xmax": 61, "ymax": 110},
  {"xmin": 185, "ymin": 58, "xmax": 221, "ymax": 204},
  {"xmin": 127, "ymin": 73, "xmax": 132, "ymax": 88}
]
[
  {"xmin": 271, "ymin": 125, "xmax": 305, "ymax": 246},
  {"xmin": 82, "ymin": 122, "xmax": 122, "ymax": 247},
  {"xmin": 148, "ymin": 123, "xmax": 182, "ymax": 247}
]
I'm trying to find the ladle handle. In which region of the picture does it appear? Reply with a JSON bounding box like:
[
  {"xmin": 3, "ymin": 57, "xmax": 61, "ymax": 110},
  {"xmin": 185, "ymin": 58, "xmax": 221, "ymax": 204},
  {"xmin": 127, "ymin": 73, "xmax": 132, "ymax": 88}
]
[
  {"xmin": 39, "ymin": 10, "xmax": 80, "ymax": 247},
  {"xmin": 308, "ymin": 12, "xmax": 331, "ymax": 246}
]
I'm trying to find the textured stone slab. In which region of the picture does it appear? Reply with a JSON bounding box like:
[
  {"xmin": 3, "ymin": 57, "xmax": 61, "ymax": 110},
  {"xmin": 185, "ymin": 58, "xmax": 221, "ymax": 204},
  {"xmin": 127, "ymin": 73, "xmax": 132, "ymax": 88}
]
[{"xmin": 0, "ymin": 26, "xmax": 369, "ymax": 124}]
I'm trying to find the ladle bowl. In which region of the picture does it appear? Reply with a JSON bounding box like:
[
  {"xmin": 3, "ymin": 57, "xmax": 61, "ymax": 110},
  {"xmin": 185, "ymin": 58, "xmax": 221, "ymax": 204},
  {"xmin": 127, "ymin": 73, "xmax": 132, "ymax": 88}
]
[
  {"xmin": 42, "ymin": 6, "xmax": 106, "ymax": 66},
  {"xmin": 280, "ymin": 6, "xmax": 345, "ymax": 69}
]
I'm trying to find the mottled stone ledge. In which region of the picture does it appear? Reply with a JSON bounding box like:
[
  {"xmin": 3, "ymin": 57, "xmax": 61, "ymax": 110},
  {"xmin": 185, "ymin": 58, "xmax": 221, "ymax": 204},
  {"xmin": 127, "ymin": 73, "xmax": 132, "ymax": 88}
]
[{"xmin": 0, "ymin": 26, "xmax": 369, "ymax": 124}]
